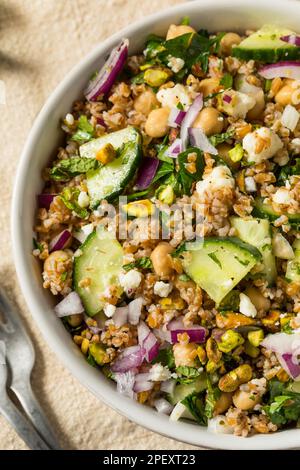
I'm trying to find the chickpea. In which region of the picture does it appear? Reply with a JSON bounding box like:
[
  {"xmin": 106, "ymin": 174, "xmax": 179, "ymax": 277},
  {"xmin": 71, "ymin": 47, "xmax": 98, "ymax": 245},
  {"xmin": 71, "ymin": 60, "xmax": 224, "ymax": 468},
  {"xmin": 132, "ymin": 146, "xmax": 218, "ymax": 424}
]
[
  {"xmin": 173, "ymin": 342, "xmax": 198, "ymax": 367},
  {"xmin": 198, "ymin": 78, "xmax": 220, "ymax": 98},
  {"xmin": 244, "ymin": 286, "xmax": 270, "ymax": 313},
  {"xmin": 275, "ymin": 85, "xmax": 294, "ymax": 106},
  {"xmin": 213, "ymin": 392, "xmax": 233, "ymax": 416},
  {"xmin": 166, "ymin": 24, "xmax": 196, "ymax": 41},
  {"xmin": 133, "ymin": 89, "xmax": 159, "ymax": 116},
  {"xmin": 220, "ymin": 32, "xmax": 242, "ymax": 56},
  {"xmin": 217, "ymin": 143, "xmax": 240, "ymax": 170},
  {"xmin": 68, "ymin": 313, "xmax": 83, "ymax": 327},
  {"xmin": 193, "ymin": 107, "xmax": 224, "ymax": 136},
  {"xmin": 43, "ymin": 250, "xmax": 71, "ymax": 276},
  {"xmin": 145, "ymin": 107, "xmax": 170, "ymax": 138},
  {"xmin": 232, "ymin": 389, "xmax": 261, "ymax": 410},
  {"xmin": 150, "ymin": 242, "xmax": 174, "ymax": 278},
  {"xmin": 247, "ymin": 90, "xmax": 265, "ymax": 121}
]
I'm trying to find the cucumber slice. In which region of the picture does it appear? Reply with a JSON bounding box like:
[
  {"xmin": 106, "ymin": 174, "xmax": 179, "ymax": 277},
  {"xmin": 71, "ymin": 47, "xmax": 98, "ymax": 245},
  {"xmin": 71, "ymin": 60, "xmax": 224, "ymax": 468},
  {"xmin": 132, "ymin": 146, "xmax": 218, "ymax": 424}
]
[
  {"xmin": 232, "ymin": 24, "xmax": 300, "ymax": 62},
  {"xmin": 181, "ymin": 237, "xmax": 261, "ymax": 305},
  {"xmin": 73, "ymin": 226, "xmax": 123, "ymax": 316},
  {"xmin": 286, "ymin": 239, "xmax": 300, "ymax": 282},
  {"xmin": 168, "ymin": 374, "xmax": 207, "ymax": 406},
  {"xmin": 253, "ymin": 197, "xmax": 300, "ymax": 225},
  {"xmin": 80, "ymin": 127, "xmax": 142, "ymax": 208},
  {"xmin": 230, "ymin": 217, "xmax": 276, "ymax": 285}
]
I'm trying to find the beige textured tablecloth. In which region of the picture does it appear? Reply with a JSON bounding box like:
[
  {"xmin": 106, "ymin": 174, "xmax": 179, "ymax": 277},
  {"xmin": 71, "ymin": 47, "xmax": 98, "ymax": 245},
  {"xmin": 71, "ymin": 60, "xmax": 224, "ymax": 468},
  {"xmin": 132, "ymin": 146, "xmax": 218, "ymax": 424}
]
[{"xmin": 0, "ymin": 0, "xmax": 202, "ymax": 450}]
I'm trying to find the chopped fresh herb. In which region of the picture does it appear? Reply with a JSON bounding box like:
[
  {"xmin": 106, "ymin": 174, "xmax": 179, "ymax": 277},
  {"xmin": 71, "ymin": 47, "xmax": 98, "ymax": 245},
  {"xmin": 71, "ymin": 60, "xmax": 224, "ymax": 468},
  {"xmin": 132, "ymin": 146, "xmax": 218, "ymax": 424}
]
[
  {"xmin": 171, "ymin": 243, "xmax": 187, "ymax": 258},
  {"xmin": 86, "ymin": 353, "xmax": 97, "ymax": 367},
  {"xmin": 178, "ymin": 273, "xmax": 191, "ymax": 282},
  {"xmin": 278, "ymin": 158, "xmax": 300, "ymax": 185},
  {"xmin": 126, "ymin": 190, "xmax": 150, "ymax": 201},
  {"xmin": 204, "ymin": 91, "xmax": 222, "ymax": 102},
  {"xmin": 205, "ymin": 378, "xmax": 221, "ymax": 419},
  {"xmin": 71, "ymin": 115, "xmax": 95, "ymax": 143},
  {"xmin": 177, "ymin": 147, "xmax": 205, "ymax": 195},
  {"xmin": 181, "ymin": 392, "xmax": 207, "ymax": 425},
  {"xmin": 50, "ymin": 157, "xmax": 100, "ymax": 181},
  {"xmin": 131, "ymin": 72, "xmax": 145, "ymax": 85},
  {"xmin": 176, "ymin": 366, "xmax": 201, "ymax": 384},
  {"xmin": 208, "ymin": 252, "xmax": 222, "ymax": 269},
  {"xmin": 152, "ymin": 160, "xmax": 174, "ymax": 184},
  {"xmin": 264, "ymin": 78, "xmax": 272, "ymax": 92},
  {"xmin": 152, "ymin": 346, "xmax": 175, "ymax": 369},
  {"xmin": 181, "ymin": 16, "xmax": 190, "ymax": 26},
  {"xmin": 282, "ymin": 321, "xmax": 293, "ymax": 334},
  {"xmin": 33, "ymin": 238, "xmax": 43, "ymax": 252},
  {"xmin": 60, "ymin": 272, "xmax": 68, "ymax": 282},
  {"xmin": 220, "ymin": 73, "xmax": 233, "ymax": 89},
  {"xmin": 209, "ymin": 130, "xmax": 234, "ymax": 147},
  {"xmin": 60, "ymin": 187, "xmax": 89, "ymax": 218},
  {"xmin": 123, "ymin": 256, "xmax": 153, "ymax": 271},
  {"xmin": 177, "ymin": 102, "xmax": 184, "ymax": 110},
  {"xmin": 264, "ymin": 380, "xmax": 300, "ymax": 426}
]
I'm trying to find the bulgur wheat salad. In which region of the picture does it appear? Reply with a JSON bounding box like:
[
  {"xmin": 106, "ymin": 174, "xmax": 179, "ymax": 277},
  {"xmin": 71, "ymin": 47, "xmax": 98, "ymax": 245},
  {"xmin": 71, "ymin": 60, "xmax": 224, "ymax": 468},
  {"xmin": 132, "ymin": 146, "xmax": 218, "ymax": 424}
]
[{"xmin": 34, "ymin": 21, "xmax": 300, "ymax": 437}]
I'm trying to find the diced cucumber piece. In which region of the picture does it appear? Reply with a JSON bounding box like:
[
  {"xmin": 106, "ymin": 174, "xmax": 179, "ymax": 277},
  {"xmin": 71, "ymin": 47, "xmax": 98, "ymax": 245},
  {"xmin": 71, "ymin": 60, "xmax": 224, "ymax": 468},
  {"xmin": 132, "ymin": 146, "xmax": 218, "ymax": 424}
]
[
  {"xmin": 286, "ymin": 239, "xmax": 300, "ymax": 282},
  {"xmin": 232, "ymin": 24, "xmax": 300, "ymax": 62},
  {"xmin": 73, "ymin": 226, "xmax": 123, "ymax": 316},
  {"xmin": 168, "ymin": 374, "xmax": 207, "ymax": 406},
  {"xmin": 253, "ymin": 198, "xmax": 300, "ymax": 225},
  {"xmin": 80, "ymin": 127, "xmax": 142, "ymax": 208},
  {"xmin": 230, "ymin": 216, "xmax": 276, "ymax": 285},
  {"xmin": 181, "ymin": 237, "xmax": 261, "ymax": 305}
]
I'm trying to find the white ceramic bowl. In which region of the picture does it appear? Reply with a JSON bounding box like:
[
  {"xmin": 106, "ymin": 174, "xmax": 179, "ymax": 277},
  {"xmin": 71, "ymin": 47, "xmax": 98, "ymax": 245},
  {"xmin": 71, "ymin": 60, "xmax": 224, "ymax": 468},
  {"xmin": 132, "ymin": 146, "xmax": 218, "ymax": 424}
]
[{"xmin": 12, "ymin": 0, "xmax": 300, "ymax": 449}]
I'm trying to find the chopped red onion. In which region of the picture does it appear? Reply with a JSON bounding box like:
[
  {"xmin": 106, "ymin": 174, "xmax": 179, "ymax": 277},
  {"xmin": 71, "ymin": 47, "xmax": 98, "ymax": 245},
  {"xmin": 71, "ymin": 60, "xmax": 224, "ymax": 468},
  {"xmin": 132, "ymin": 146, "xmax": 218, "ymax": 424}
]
[
  {"xmin": 54, "ymin": 291, "xmax": 84, "ymax": 317},
  {"xmin": 96, "ymin": 117, "xmax": 107, "ymax": 128},
  {"xmin": 165, "ymin": 138, "xmax": 183, "ymax": 158},
  {"xmin": 160, "ymin": 379, "xmax": 176, "ymax": 395},
  {"xmin": 49, "ymin": 229, "xmax": 72, "ymax": 252},
  {"xmin": 262, "ymin": 332, "xmax": 300, "ymax": 380},
  {"xmin": 189, "ymin": 127, "xmax": 218, "ymax": 155},
  {"xmin": 167, "ymin": 317, "xmax": 206, "ymax": 344},
  {"xmin": 113, "ymin": 306, "xmax": 129, "ymax": 328},
  {"xmin": 223, "ymin": 94, "xmax": 232, "ymax": 104},
  {"xmin": 259, "ymin": 61, "xmax": 300, "ymax": 80},
  {"xmin": 85, "ymin": 39, "xmax": 129, "ymax": 101},
  {"xmin": 111, "ymin": 345, "xmax": 145, "ymax": 373},
  {"xmin": 37, "ymin": 194, "xmax": 56, "ymax": 209},
  {"xmin": 114, "ymin": 370, "xmax": 136, "ymax": 398},
  {"xmin": 138, "ymin": 321, "xmax": 159, "ymax": 362},
  {"xmin": 153, "ymin": 328, "xmax": 171, "ymax": 344},
  {"xmin": 135, "ymin": 157, "xmax": 159, "ymax": 190},
  {"xmin": 168, "ymin": 108, "xmax": 186, "ymax": 128},
  {"xmin": 180, "ymin": 94, "xmax": 203, "ymax": 150},
  {"xmin": 133, "ymin": 372, "xmax": 154, "ymax": 393},
  {"xmin": 128, "ymin": 297, "xmax": 144, "ymax": 325},
  {"xmin": 280, "ymin": 35, "xmax": 300, "ymax": 47},
  {"xmin": 154, "ymin": 398, "xmax": 174, "ymax": 415}
]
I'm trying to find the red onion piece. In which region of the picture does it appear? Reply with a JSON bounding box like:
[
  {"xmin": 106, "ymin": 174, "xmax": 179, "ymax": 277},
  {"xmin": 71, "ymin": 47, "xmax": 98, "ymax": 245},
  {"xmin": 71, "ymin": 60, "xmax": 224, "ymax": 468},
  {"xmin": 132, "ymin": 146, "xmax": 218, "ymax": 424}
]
[
  {"xmin": 165, "ymin": 138, "xmax": 183, "ymax": 158},
  {"xmin": 128, "ymin": 297, "xmax": 143, "ymax": 325},
  {"xmin": 113, "ymin": 306, "xmax": 129, "ymax": 328},
  {"xmin": 259, "ymin": 61, "xmax": 300, "ymax": 80},
  {"xmin": 133, "ymin": 372, "xmax": 154, "ymax": 393},
  {"xmin": 96, "ymin": 117, "xmax": 107, "ymax": 128},
  {"xmin": 223, "ymin": 94, "xmax": 232, "ymax": 104},
  {"xmin": 49, "ymin": 229, "xmax": 72, "ymax": 252},
  {"xmin": 37, "ymin": 194, "xmax": 56, "ymax": 209},
  {"xmin": 282, "ymin": 353, "xmax": 300, "ymax": 379},
  {"xmin": 54, "ymin": 291, "xmax": 84, "ymax": 317},
  {"xmin": 111, "ymin": 345, "xmax": 145, "ymax": 373},
  {"xmin": 154, "ymin": 398, "xmax": 174, "ymax": 415},
  {"xmin": 168, "ymin": 108, "xmax": 186, "ymax": 128},
  {"xmin": 280, "ymin": 35, "xmax": 300, "ymax": 47},
  {"xmin": 114, "ymin": 370, "xmax": 136, "ymax": 398},
  {"xmin": 135, "ymin": 157, "xmax": 159, "ymax": 190},
  {"xmin": 167, "ymin": 316, "xmax": 206, "ymax": 344},
  {"xmin": 189, "ymin": 127, "xmax": 218, "ymax": 155},
  {"xmin": 180, "ymin": 94, "xmax": 203, "ymax": 150},
  {"xmin": 85, "ymin": 39, "xmax": 129, "ymax": 101},
  {"xmin": 138, "ymin": 321, "xmax": 159, "ymax": 362},
  {"xmin": 153, "ymin": 328, "xmax": 171, "ymax": 344}
]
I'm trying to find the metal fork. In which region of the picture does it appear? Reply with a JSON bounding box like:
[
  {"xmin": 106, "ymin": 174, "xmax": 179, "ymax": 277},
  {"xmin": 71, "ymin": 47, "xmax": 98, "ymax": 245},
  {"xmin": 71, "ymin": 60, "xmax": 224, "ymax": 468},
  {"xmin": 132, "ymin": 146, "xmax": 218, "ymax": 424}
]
[{"xmin": 0, "ymin": 287, "xmax": 61, "ymax": 450}]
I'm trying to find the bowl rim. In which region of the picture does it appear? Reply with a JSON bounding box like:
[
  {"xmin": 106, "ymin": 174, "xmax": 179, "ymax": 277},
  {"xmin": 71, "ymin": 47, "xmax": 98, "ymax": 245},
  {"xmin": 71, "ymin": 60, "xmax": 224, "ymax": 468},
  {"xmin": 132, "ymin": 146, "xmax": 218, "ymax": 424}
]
[{"xmin": 11, "ymin": 0, "xmax": 300, "ymax": 450}]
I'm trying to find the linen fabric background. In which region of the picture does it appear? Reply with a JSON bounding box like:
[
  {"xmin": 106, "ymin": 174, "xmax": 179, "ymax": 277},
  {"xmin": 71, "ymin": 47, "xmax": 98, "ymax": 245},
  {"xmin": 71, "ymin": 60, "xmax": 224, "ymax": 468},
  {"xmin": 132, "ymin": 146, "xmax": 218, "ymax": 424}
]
[{"xmin": 0, "ymin": 0, "xmax": 203, "ymax": 450}]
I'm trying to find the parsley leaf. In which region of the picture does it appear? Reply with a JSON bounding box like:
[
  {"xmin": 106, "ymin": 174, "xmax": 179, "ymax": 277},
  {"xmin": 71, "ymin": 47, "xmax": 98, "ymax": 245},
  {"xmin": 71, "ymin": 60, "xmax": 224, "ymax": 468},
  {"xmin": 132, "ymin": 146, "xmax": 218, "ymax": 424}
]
[
  {"xmin": 152, "ymin": 160, "xmax": 174, "ymax": 184},
  {"xmin": 264, "ymin": 379, "xmax": 300, "ymax": 426},
  {"xmin": 220, "ymin": 73, "xmax": 233, "ymax": 89},
  {"xmin": 50, "ymin": 157, "xmax": 100, "ymax": 181},
  {"xmin": 177, "ymin": 147, "xmax": 205, "ymax": 195},
  {"xmin": 152, "ymin": 347, "xmax": 175, "ymax": 370},
  {"xmin": 123, "ymin": 257, "xmax": 153, "ymax": 271},
  {"xmin": 209, "ymin": 130, "xmax": 234, "ymax": 147},
  {"xmin": 205, "ymin": 378, "xmax": 221, "ymax": 419},
  {"xmin": 278, "ymin": 158, "xmax": 300, "ymax": 185},
  {"xmin": 60, "ymin": 187, "xmax": 89, "ymax": 218},
  {"xmin": 33, "ymin": 238, "xmax": 43, "ymax": 252},
  {"xmin": 181, "ymin": 392, "xmax": 207, "ymax": 425},
  {"xmin": 176, "ymin": 366, "xmax": 201, "ymax": 384},
  {"xmin": 71, "ymin": 115, "xmax": 95, "ymax": 143}
]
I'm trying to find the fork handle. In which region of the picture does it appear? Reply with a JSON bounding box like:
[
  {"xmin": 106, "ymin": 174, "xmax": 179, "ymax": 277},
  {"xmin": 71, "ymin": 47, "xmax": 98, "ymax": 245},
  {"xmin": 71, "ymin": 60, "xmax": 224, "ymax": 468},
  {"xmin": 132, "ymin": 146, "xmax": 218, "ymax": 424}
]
[
  {"xmin": 11, "ymin": 380, "xmax": 61, "ymax": 450},
  {"xmin": 0, "ymin": 393, "xmax": 50, "ymax": 450}
]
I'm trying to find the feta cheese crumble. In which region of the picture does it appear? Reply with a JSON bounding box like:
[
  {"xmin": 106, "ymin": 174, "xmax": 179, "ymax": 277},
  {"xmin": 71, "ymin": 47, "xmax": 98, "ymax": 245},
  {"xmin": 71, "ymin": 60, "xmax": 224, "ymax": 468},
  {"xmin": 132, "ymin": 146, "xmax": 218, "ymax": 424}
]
[
  {"xmin": 239, "ymin": 293, "xmax": 257, "ymax": 318},
  {"xmin": 154, "ymin": 281, "xmax": 173, "ymax": 297},
  {"xmin": 104, "ymin": 303, "xmax": 116, "ymax": 318},
  {"xmin": 78, "ymin": 191, "xmax": 90, "ymax": 208},
  {"xmin": 196, "ymin": 165, "xmax": 235, "ymax": 195},
  {"xmin": 156, "ymin": 83, "xmax": 192, "ymax": 111},
  {"xmin": 149, "ymin": 363, "xmax": 172, "ymax": 382},
  {"xmin": 167, "ymin": 56, "xmax": 185, "ymax": 73},
  {"xmin": 119, "ymin": 270, "xmax": 142, "ymax": 293},
  {"xmin": 242, "ymin": 127, "xmax": 283, "ymax": 164}
]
